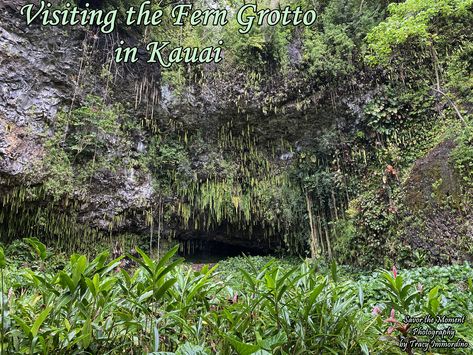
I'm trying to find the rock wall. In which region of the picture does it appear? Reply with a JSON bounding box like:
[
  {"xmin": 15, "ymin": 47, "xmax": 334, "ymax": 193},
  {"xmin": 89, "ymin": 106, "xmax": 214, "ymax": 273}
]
[
  {"xmin": 0, "ymin": 0, "xmax": 315, "ymax": 249},
  {"xmin": 0, "ymin": 0, "xmax": 156, "ymax": 235},
  {"xmin": 402, "ymin": 140, "xmax": 472, "ymax": 265},
  {"xmin": 1, "ymin": 0, "xmax": 471, "ymax": 263}
]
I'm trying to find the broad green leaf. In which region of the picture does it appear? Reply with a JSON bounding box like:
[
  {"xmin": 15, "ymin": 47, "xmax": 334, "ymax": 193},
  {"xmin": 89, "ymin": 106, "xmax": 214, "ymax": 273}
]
[
  {"xmin": 0, "ymin": 247, "xmax": 6, "ymax": 269},
  {"xmin": 154, "ymin": 278, "xmax": 177, "ymax": 301},
  {"xmin": 31, "ymin": 305, "xmax": 52, "ymax": 337},
  {"xmin": 225, "ymin": 335, "xmax": 261, "ymax": 355},
  {"xmin": 81, "ymin": 317, "xmax": 92, "ymax": 348}
]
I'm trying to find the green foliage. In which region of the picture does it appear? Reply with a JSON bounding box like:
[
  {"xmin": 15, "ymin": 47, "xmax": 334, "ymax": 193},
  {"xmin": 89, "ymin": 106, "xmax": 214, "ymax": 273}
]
[
  {"xmin": 345, "ymin": 189, "xmax": 398, "ymax": 267},
  {"xmin": 363, "ymin": 86, "xmax": 435, "ymax": 136},
  {"xmin": 141, "ymin": 124, "xmax": 309, "ymax": 254},
  {"xmin": 331, "ymin": 218, "xmax": 357, "ymax": 263},
  {"xmin": 356, "ymin": 264, "xmax": 473, "ymax": 351},
  {"xmin": 41, "ymin": 145, "xmax": 74, "ymax": 200},
  {"xmin": 301, "ymin": 0, "xmax": 383, "ymax": 81},
  {"xmin": 147, "ymin": 137, "xmax": 192, "ymax": 183},
  {"xmin": 0, "ymin": 247, "xmax": 5, "ymax": 269},
  {"xmin": 0, "ymin": 242, "xmax": 471, "ymax": 353},
  {"xmin": 43, "ymin": 95, "xmax": 125, "ymax": 199},
  {"xmin": 222, "ymin": 7, "xmax": 282, "ymax": 69},
  {"xmin": 65, "ymin": 96, "xmax": 121, "ymax": 160},
  {"xmin": 446, "ymin": 42, "xmax": 473, "ymax": 106},
  {"xmin": 4, "ymin": 0, "xmax": 472, "ymax": 280},
  {"xmin": 451, "ymin": 121, "xmax": 473, "ymax": 188},
  {"xmin": 366, "ymin": 0, "xmax": 473, "ymax": 65}
]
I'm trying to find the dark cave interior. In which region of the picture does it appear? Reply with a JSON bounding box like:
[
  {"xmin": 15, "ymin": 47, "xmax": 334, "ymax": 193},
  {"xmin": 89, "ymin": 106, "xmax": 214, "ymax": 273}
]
[{"xmin": 179, "ymin": 239, "xmax": 271, "ymax": 263}]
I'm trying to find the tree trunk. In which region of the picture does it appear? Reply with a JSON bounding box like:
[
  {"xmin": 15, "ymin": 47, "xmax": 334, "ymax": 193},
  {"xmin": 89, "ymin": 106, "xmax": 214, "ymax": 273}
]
[
  {"xmin": 324, "ymin": 220, "xmax": 333, "ymax": 260},
  {"xmin": 305, "ymin": 192, "xmax": 319, "ymax": 259}
]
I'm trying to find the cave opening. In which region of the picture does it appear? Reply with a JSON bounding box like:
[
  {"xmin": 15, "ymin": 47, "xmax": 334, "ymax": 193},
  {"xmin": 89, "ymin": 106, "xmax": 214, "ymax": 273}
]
[{"xmin": 178, "ymin": 239, "xmax": 272, "ymax": 263}]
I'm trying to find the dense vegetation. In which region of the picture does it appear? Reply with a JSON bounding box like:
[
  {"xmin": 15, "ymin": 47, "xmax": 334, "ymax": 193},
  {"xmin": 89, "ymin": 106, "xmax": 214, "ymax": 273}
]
[{"xmin": 0, "ymin": 239, "xmax": 471, "ymax": 354}]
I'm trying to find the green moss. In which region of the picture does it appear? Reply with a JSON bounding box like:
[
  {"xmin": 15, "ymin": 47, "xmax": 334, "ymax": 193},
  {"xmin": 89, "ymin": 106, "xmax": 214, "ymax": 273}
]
[{"xmin": 451, "ymin": 122, "xmax": 473, "ymax": 189}]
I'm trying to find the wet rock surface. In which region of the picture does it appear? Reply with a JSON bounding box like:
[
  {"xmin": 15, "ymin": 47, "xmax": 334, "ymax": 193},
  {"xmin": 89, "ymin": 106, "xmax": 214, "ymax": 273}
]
[
  {"xmin": 404, "ymin": 140, "xmax": 462, "ymax": 211},
  {"xmin": 402, "ymin": 140, "xmax": 473, "ymax": 265},
  {"xmin": 0, "ymin": 0, "xmax": 157, "ymax": 233},
  {"xmin": 0, "ymin": 1, "xmax": 78, "ymax": 184},
  {"xmin": 0, "ymin": 0, "xmax": 325, "ymax": 244},
  {"xmin": 0, "ymin": 1, "xmax": 471, "ymax": 262}
]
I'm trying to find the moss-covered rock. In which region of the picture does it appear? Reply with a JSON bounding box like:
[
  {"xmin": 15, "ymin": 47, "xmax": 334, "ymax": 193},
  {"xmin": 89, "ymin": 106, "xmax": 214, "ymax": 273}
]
[{"xmin": 401, "ymin": 140, "xmax": 472, "ymax": 265}]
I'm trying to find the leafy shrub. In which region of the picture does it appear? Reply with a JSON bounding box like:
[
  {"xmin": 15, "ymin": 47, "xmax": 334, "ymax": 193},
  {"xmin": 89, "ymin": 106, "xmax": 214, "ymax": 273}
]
[
  {"xmin": 451, "ymin": 122, "xmax": 473, "ymax": 188},
  {"xmin": 0, "ymin": 241, "xmax": 471, "ymax": 353}
]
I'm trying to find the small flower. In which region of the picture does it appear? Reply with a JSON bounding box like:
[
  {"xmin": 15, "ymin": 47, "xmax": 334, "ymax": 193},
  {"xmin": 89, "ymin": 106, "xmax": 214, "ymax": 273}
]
[
  {"xmin": 383, "ymin": 308, "xmax": 411, "ymax": 336},
  {"xmin": 417, "ymin": 282, "xmax": 424, "ymax": 293},
  {"xmin": 398, "ymin": 323, "xmax": 411, "ymax": 335},
  {"xmin": 385, "ymin": 308, "xmax": 397, "ymax": 323},
  {"xmin": 392, "ymin": 265, "xmax": 398, "ymax": 279},
  {"xmin": 372, "ymin": 305, "xmax": 382, "ymax": 316}
]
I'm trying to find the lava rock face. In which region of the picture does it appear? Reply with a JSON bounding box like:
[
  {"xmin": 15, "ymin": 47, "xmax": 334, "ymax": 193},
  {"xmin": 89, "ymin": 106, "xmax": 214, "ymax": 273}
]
[
  {"xmin": 0, "ymin": 0, "xmax": 316, "ymax": 243},
  {"xmin": 402, "ymin": 140, "xmax": 473, "ymax": 265},
  {"xmin": 0, "ymin": 0, "xmax": 156, "ymax": 233},
  {"xmin": 0, "ymin": 1, "xmax": 77, "ymax": 184},
  {"xmin": 1, "ymin": 1, "xmax": 471, "ymax": 262}
]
